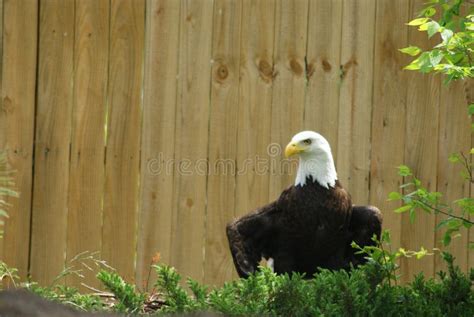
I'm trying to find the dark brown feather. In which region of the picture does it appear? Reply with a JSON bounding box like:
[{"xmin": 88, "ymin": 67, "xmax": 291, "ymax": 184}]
[
  {"xmin": 346, "ymin": 205, "xmax": 383, "ymax": 266},
  {"xmin": 227, "ymin": 178, "xmax": 382, "ymax": 278}
]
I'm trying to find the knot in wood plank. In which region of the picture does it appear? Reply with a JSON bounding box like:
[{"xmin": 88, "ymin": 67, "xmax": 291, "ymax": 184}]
[
  {"xmin": 258, "ymin": 60, "xmax": 273, "ymax": 82},
  {"xmin": 290, "ymin": 58, "xmax": 303, "ymax": 76}
]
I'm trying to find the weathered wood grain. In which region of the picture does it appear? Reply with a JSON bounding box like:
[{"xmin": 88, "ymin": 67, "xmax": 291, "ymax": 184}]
[
  {"xmin": 204, "ymin": 0, "xmax": 243, "ymax": 286},
  {"xmin": 66, "ymin": 0, "xmax": 110, "ymax": 290},
  {"xmin": 170, "ymin": 0, "xmax": 214, "ymax": 282},
  {"xmin": 304, "ymin": 0, "xmax": 343, "ymax": 153},
  {"xmin": 102, "ymin": 0, "xmax": 144, "ymax": 283},
  {"xmin": 370, "ymin": 0, "xmax": 410, "ymax": 254},
  {"xmin": 0, "ymin": 0, "xmax": 38, "ymax": 280},
  {"xmin": 337, "ymin": 0, "xmax": 376, "ymax": 205},
  {"xmin": 269, "ymin": 0, "xmax": 309, "ymax": 200},
  {"xmin": 30, "ymin": 0, "xmax": 75, "ymax": 285},
  {"xmin": 136, "ymin": 0, "xmax": 180, "ymax": 291},
  {"xmin": 400, "ymin": 0, "xmax": 440, "ymax": 283},
  {"xmin": 436, "ymin": 81, "xmax": 471, "ymax": 273}
]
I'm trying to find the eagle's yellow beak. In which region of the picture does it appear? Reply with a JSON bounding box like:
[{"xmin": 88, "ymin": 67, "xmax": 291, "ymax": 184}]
[{"xmin": 285, "ymin": 142, "xmax": 305, "ymax": 158}]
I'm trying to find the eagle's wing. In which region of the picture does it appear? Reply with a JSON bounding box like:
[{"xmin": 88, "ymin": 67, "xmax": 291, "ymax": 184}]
[
  {"xmin": 347, "ymin": 205, "xmax": 383, "ymax": 266},
  {"xmin": 226, "ymin": 201, "xmax": 278, "ymax": 278}
]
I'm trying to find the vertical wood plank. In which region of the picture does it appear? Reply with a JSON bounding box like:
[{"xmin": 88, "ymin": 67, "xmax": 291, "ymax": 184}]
[
  {"xmin": 0, "ymin": 0, "xmax": 38, "ymax": 279},
  {"xmin": 436, "ymin": 81, "xmax": 471, "ymax": 273},
  {"xmin": 30, "ymin": 0, "xmax": 74, "ymax": 284},
  {"xmin": 370, "ymin": 0, "xmax": 410, "ymax": 254},
  {"xmin": 204, "ymin": 0, "xmax": 242, "ymax": 286},
  {"xmin": 136, "ymin": 0, "xmax": 180, "ymax": 290},
  {"xmin": 400, "ymin": 0, "xmax": 440, "ymax": 282},
  {"xmin": 337, "ymin": 0, "xmax": 376, "ymax": 205},
  {"xmin": 269, "ymin": 0, "xmax": 309, "ymax": 200},
  {"xmin": 468, "ymin": 80, "xmax": 474, "ymax": 270},
  {"xmin": 0, "ymin": 0, "xmax": 3, "ymax": 92},
  {"xmin": 235, "ymin": 0, "xmax": 276, "ymax": 229},
  {"xmin": 102, "ymin": 0, "xmax": 144, "ymax": 283},
  {"xmin": 170, "ymin": 0, "xmax": 214, "ymax": 282},
  {"xmin": 66, "ymin": 0, "xmax": 110, "ymax": 289},
  {"xmin": 304, "ymin": 0, "xmax": 343, "ymax": 152}
]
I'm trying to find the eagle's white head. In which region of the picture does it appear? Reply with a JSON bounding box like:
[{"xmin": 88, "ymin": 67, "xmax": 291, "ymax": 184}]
[{"xmin": 284, "ymin": 131, "xmax": 337, "ymax": 188}]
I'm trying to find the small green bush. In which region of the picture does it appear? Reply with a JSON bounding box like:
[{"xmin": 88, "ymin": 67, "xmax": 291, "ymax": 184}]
[
  {"xmin": 153, "ymin": 253, "xmax": 474, "ymax": 316},
  {"xmin": 2, "ymin": 250, "xmax": 472, "ymax": 316},
  {"xmin": 97, "ymin": 270, "xmax": 146, "ymax": 314},
  {"xmin": 25, "ymin": 283, "xmax": 105, "ymax": 312}
]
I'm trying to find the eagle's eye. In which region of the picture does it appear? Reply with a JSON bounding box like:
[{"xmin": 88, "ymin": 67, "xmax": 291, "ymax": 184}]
[{"xmin": 302, "ymin": 139, "xmax": 312, "ymax": 145}]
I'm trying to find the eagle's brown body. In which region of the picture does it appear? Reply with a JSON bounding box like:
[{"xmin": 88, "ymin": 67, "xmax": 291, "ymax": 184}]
[{"xmin": 226, "ymin": 177, "xmax": 382, "ymax": 278}]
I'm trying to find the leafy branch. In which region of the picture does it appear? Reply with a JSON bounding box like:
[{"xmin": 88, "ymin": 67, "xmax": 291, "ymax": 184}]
[
  {"xmin": 351, "ymin": 230, "xmax": 432, "ymax": 287},
  {"xmin": 399, "ymin": 0, "xmax": 474, "ymax": 83},
  {"xmin": 389, "ymin": 165, "xmax": 474, "ymax": 247}
]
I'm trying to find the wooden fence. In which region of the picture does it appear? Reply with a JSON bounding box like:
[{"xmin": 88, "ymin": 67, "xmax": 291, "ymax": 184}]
[{"xmin": 0, "ymin": 0, "xmax": 472, "ymax": 289}]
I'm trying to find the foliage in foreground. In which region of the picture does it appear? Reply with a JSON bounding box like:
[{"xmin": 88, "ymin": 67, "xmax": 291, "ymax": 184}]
[
  {"xmin": 2, "ymin": 249, "xmax": 472, "ymax": 316},
  {"xmin": 153, "ymin": 252, "xmax": 474, "ymax": 317}
]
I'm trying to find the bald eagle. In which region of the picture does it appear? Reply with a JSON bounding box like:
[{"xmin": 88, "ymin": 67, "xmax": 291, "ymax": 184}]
[{"xmin": 226, "ymin": 131, "xmax": 382, "ymax": 278}]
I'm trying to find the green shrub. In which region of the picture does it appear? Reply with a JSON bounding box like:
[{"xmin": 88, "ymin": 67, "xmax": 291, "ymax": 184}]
[
  {"xmin": 1, "ymin": 250, "xmax": 471, "ymax": 316},
  {"xmin": 153, "ymin": 254, "xmax": 474, "ymax": 316},
  {"xmin": 25, "ymin": 283, "xmax": 105, "ymax": 312},
  {"xmin": 96, "ymin": 270, "xmax": 146, "ymax": 314}
]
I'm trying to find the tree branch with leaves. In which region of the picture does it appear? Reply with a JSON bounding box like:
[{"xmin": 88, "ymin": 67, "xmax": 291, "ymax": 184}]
[{"xmin": 394, "ymin": 0, "xmax": 474, "ymax": 250}]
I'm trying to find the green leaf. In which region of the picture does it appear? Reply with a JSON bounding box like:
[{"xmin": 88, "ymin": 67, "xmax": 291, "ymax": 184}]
[
  {"xmin": 408, "ymin": 17, "xmax": 430, "ymax": 26},
  {"xmin": 423, "ymin": 7, "xmax": 436, "ymax": 17},
  {"xmin": 448, "ymin": 153, "xmax": 460, "ymax": 163},
  {"xmin": 397, "ymin": 248, "xmax": 407, "ymax": 257},
  {"xmin": 427, "ymin": 21, "xmax": 441, "ymax": 38},
  {"xmin": 469, "ymin": 104, "xmax": 474, "ymax": 115},
  {"xmin": 441, "ymin": 28, "xmax": 454, "ymax": 42},
  {"xmin": 388, "ymin": 191, "xmax": 402, "ymax": 201},
  {"xmin": 429, "ymin": 50, "xmax": 443, "ymax": 66},
  {"xmin": 419, "ymin": 22, "xmax": 430, "ymax": 31},
  {"xmin": 395, "ymin": 205, "xmax": 412, "ymax": 213},
  {"xmin": 436, "ymin": 218, "xmax": 451, "ymax": 230},
  {"xmin": 398, "ymin": 165, "xmax": 412, "ymax": 176},
  {"xmin": 399, "ymin": 46, "xmax": 422, "ymax": 56},
  {"xmin": 409, "ymin": 208, "xmax": 416, "ymax": 223},
  {"xmin": 381, "ymin": 230, "xmax": 391, "ymax": 244},
  {"xmin": 404, "ymin": 60, "xmax": 421, "ymax": 70},
  {"xmin": 417, "ymin": 52, "xmax": 433, "ymax": 73},
  {"xmin": 470, "ymin": 148, "xmax": 474, "ymax": 155},
  {"xmin": 443, "ymin": 232, "xmax": 452, "ymax": 246},
  {"xmin": 415, "ymin": 247, "xmax": 428, "ymax": 259}
]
